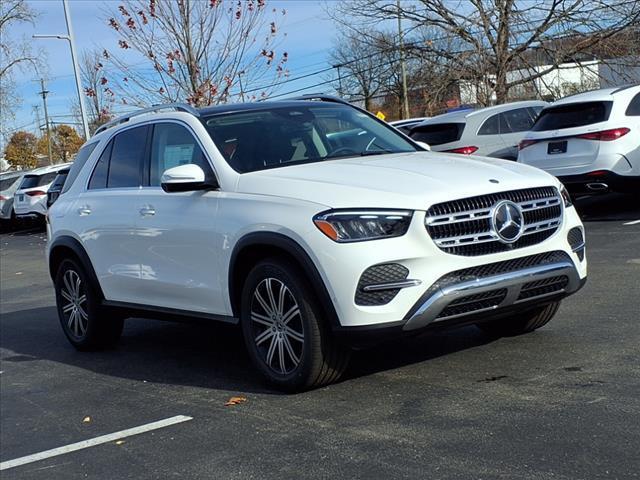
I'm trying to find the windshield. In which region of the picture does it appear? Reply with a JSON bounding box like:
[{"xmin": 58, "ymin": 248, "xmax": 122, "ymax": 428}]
[{"xmin": 202, "ymin": 104, "xmax": 418, "ymax": 173}]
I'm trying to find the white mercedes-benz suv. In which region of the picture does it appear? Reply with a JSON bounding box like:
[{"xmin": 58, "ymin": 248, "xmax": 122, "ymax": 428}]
[{"xmin": 46, "ymin": 95, "xmax": 587, "ymax": 391}]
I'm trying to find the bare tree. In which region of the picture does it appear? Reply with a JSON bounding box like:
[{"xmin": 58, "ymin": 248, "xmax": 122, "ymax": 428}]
[
  {"xmin": 0, "ymin": 0, "xmax": 45, "ymax": 142},
  {"xmin": 79, "ymin": 49, "xmax": 115, "ymax": 133},
  {"xmin": 102, "ymin": 0, "xmax": 289, "ymax": 107},
  {"xmin": 331, "ymin": 0, "xmax": 640, "ymax": 104}
]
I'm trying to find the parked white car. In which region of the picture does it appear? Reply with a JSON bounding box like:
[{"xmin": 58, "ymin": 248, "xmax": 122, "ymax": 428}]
[
  {"xmin": 0, "ymin": 171, "xmax": 29, "ymax": 222},
  {"xmin": 518, "ymin": 84, "xmax": 640, "ymax": 194},
  {"xmin": 389, "ymin": 117, "xmax": 430, "ymax": 134},
  {"xmin": 46, "ymin": 96, "xmax": 586, "ymax": 391},
  {"xmin": 14, "ymin": 163, "xmax": 71, "ymax": 220},
  {"xmin": 410, "ymin": 101, "xmax": 548, "ymax": 160}
]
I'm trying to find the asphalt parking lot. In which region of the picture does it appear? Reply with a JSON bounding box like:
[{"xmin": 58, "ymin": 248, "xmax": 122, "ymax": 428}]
[{"xmin": 1, "ymin": 194, "xmax": 639, "ymax": 479}]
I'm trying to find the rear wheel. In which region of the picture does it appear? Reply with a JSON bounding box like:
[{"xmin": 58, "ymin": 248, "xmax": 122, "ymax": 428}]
[
  {"xmin": 240, "ymin": 258, "xmax": 350, "ymax": 391},
  {"xmin": 477, "ymin": 301, "xmax": 561, "ymax": 337},
  {"xmin": 55, "ymin": 258, "xmax": 123, "ymax": 350}
]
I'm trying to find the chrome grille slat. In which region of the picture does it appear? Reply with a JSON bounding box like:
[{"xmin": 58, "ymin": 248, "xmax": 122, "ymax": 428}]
[{"xmin": 425, "ymin": 187, "xmax": 563, "ymax": 257}]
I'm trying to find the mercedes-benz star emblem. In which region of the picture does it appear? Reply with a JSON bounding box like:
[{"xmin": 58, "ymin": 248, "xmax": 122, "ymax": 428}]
[{"xmin": 492, "ymin": 200, "xmax": 524, "ymax": 243}]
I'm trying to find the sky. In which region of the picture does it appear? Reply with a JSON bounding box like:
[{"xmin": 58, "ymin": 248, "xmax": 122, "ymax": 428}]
[{"xmin": 5, "ymin": 0, "xmax": 339, "ymax": 140}]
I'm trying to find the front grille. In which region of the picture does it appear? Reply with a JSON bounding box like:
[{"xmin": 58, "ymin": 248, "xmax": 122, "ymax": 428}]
[
  {"xmin": 517, "ymin": 275, "xmax": 569, "ymax": 300},
  {"xmin": 425, "ymin": 187, "xmax": 562, "ymax": 256},
  {"xmin": 437, "ymin": 288, "xmax": 507, "ymax": 319},
  {"xmin": 355, "ymin": 263, "xmax": 409, "ymax": 306}
]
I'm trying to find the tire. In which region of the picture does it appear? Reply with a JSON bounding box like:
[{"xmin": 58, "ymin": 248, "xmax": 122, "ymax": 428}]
[
  {"xmin": 477, "ymin": 301, "xmax": 561, "ymax": 337},
  {"xmin": 54, "ymin": 258, "xmax": 124, "ymax": 350},
  {"xmin": 240, "ymin": 258, "xmax": 350, "ymax": 392}
]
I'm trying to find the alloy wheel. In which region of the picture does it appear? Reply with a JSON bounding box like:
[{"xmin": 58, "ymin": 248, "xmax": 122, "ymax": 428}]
[
  {"xmin": 60, "ymin": 269, "xmax": 89, "ymax": 339},
  {"xmin": 250, "ymin": 277, "xmax": 305, "ymax": 375}
]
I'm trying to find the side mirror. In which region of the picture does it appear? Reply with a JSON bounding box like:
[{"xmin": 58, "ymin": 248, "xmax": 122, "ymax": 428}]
[
  {"xmin": 161, "ymin": 164, "xmax": 217, "ymax": 193},
  {"xmin": 415, "ymin": 141, "xmax": 431, "ymax": 151}
]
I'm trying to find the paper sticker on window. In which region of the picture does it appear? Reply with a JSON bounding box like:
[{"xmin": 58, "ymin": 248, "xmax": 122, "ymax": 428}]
[{"xmin": 164, "ymin": 144, "xmax": 194, "ymax": 169}]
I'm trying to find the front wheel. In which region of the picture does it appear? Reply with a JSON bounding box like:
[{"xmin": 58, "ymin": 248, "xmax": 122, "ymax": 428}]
[
  {"xmin": 240, "ymin": 258, "xmax": 350, "ymax": 391},
  {"xmin": 476, "ymin": 301, "xmax": 561, "ymax": 337},
  {"xmin": 55, "ymin": 258, "xmax": 123, "ymax": 350}
]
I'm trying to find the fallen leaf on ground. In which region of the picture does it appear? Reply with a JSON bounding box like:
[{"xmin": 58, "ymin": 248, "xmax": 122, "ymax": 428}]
[
  {"xmin": 82, "ymin": 416, "xmax": 91, "ymax": 423},
  {"xmin": 224, "ymin": 396, "xmax": 247, "ymax": 406},
  {"xmin": 115, "ymin": 440, "xmax": 125, "ymax": 445},
  {"xmin": 15, "ymin": 272, "xmax": 22, "ymax": 275}
]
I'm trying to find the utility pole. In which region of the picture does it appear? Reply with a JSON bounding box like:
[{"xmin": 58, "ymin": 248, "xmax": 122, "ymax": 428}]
[
  {"xmin": 38, "ymin": 79, "xmax": 53, "ymax": 165},
  {"xmin": 333, "ymin": 64, "xmax": 344, "ymax": 97},
  {"xmin": 32, "ymin": 105, "xmax": 42, "ymax": 134},
  {"xmin": 397, "ymin": 0, "xmax": 410, "ymax": 119}
]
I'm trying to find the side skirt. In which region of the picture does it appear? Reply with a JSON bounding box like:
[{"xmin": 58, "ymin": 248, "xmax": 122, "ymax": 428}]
[{"xmin": 101, "ymin": 300, "xmax": 238, "ymax": 325}]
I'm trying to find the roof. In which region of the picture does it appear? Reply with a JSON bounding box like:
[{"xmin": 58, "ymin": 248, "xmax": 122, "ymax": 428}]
[
  {"xmin": 197, "ymin": 100, "xmax": 345, "ymax": 117},
  {"xmin": 415, "ymin": 100, "xmax": 547, "ymax": 126},
  {"xmin": 551, "ymin": 84, "xmax": 640, "ymax": 106},
  {"xmin": 24, "ymin": 163, "xmax": 72, "ymax": 176}
]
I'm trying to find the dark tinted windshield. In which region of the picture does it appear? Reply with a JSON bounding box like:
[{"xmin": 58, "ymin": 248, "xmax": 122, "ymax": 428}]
[
  {"xmin": 532, "ymin": 101, "xmax": 612, "ymax": 131},
  {"xmin": 19, "ymin": 172, "xmax": 58, "ymax": 189},
  {"xmin": 409, "ymin": 123, "xmax": 464, "ymax": 145},
  {"xmin": 50, "ymin": 171, "xmax": 69, "ymax": 190},
  {"xmin": 202, "ymin": 104, "xmax": 417, "ymax": 173}
]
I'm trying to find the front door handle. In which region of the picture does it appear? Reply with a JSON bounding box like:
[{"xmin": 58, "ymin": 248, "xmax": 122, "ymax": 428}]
[
  {"xmin": 139, "ymin": 206, "xmax": 156, "ymax": 217},
  {"xmin": 77, "ymin": 205, "xmax": 91, "ymax": 216}
]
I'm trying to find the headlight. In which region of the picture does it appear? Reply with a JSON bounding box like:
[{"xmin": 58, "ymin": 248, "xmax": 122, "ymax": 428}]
[
  {"xmin": 313, "ymin": 209, "xmax": 413, "ymax": 242},
  {"xmin": 560, "ymin": 184, "xmax": 572, "ymax": 207}
]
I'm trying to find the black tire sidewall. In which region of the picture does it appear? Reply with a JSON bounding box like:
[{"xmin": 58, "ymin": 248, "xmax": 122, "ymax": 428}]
[
  {"xmin": 240, "ymin": 259, "xmax": 323, "ymax": 390},
  {"xmin": 55, "ymin": 258, "xmax": 103, "ymax": 350}
]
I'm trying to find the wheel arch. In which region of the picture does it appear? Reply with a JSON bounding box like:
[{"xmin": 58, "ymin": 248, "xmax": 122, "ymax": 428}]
[
  {"xmin": 228, "ymin": 232, "xmax": 340, "ymax": 328},
  {"xmin": 48, "ymin": 236, "xmax": 104, "ymax": 299}
]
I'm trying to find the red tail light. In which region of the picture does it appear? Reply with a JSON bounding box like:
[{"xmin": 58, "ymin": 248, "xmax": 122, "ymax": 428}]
[
  {"xmin": 26, "ymin": 190, "xmax": 47, "ymax": 197},
  {"xmin": 444, "ymin": 146, "xmax": 478, "ymax": 155},
  {"xmin": 518, "ymin": 139, "xmax": 538, "ymax": 150},
  {"xmin": 0, "ymin": 195, "xmax": 6, "ymax": 201},
  {"xmin": 576, "ymin": 128, "xmax": 630, "ymax": 141}
]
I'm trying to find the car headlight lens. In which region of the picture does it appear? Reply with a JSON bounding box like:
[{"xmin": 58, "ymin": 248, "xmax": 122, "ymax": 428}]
[
  {"xmin": 313, "ymin": 209, "xmax": 413, "ymax": 242},
  {"xmin": 560, "ymin": 184, "xmax": 572, "ymax": 207}
]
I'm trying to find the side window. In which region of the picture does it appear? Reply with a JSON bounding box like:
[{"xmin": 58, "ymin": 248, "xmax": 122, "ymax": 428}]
[
  {"xmin": 500, "ymin": 108, "xmax": 535, "ymax": 133},
  {"xmin": 88, "ymin": 141, "xmax": 112, "ymax": 190},
  {"xmin": 62, "ymin": 142, "xmax": 98, "ymax": 193},
  {"xmin": 108, "ymin": 125, "xmax": 149, "ymax": 188},
  {"xmin": 478, "ymin": 114, "xmax": 499, "ymax": 135},
  {"xmin": 149, "ymin": 123, "xmax": 213, "ymax": 186},
  {"xmin": 626, "ymin": 93, "xmax": 640, "ymax": 116}
]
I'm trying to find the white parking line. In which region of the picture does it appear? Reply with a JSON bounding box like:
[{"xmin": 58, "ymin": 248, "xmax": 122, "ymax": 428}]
[
  {"xmin": 0, "ymin": 415, "xmax": 193, "ymax": 471},
  {"xmin": 623, "ymin": 219, "xmax": 640, "ymax": 225}
]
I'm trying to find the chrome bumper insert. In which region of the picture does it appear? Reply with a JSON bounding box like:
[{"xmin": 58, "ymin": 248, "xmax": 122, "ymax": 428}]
[{"xmin": 403, "ymin": 258, "xmax": 582, "ymax": 331}]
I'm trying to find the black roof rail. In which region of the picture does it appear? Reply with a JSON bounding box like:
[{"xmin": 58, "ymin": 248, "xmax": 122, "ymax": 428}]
[
  {"xmin": 283, "ymin": 93, "xmax": 353, "ymax": 106},
  {"xmin": 94, "ymin": 103, "xmax": 200, "ymax": 135},
  {"xmin": 612, "ymin": 83, "xmax": 640, "ymax": 94}
]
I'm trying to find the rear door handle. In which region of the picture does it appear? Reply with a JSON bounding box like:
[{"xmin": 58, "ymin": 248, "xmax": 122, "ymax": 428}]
[
  {"xmin": 77, "ymin": 205, "xmax": 91, "ymax": 216},
  {"xmin": 139, "ymin": 205, "xmax": 156, "ymax": 217}
]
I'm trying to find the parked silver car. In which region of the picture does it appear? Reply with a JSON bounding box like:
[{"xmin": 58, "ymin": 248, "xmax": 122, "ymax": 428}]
[
  {"xmin": 0, "ymin": 171, "xmax": 29, "ymax": 222},
  {"xmin": 409, "ymin": 101, "xmax": 548, "ymax": 160}
]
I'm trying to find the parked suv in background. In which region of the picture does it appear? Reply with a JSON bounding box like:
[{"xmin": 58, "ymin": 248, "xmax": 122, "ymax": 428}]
[
  {"xmin": 14, "ymin": 163, "xmax": 71, "ymax": 220},
  {"xmin": 518, "ymin": 85, "xmax": 640, "ymax": 194},
  {"xmin": 47, "ymin": 96, "xmax": 586, "ymax": 391},
  {"xmin": 410, "ymin": 101, "xmax": 547, "ymax": 159},
  {"xmin": 46, "ymin": 167, "xmax": 70, "ymax": 208}
]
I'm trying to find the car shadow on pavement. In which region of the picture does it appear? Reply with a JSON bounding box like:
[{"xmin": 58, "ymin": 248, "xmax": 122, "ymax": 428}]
[
  {"xmin": 0, "ymin": 306, "xmax": 496, "ymax": 394},
  {"xmin": 574, "ymin": 193, "xmax": 640, "ymax": 222}
]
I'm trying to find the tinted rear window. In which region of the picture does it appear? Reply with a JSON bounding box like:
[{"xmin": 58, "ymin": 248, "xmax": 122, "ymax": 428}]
[
  {"xmin": 0, "ymin": 176, "xmax": 21, "ymax": 191},
  {"xmin": 532, "ymin": 101, "xmax": 612, "ymax": 131},
  {"xmin": 19, "ymin": 172, "xmax": 58, "ymax": 189},
  {"xmin": 62, "ymin": 142, "xmax": 98, "ymax": 193},
  {"xmin": 409, "ymin": 123, "xmax": 464, "ymax": 145},
  {"xmin": 50, "ymin": 171, "xmax": 69, "ymax": 190},
  {"xmin": 626, "ymin": 93, "xmax": 640, "ymax": 116}
]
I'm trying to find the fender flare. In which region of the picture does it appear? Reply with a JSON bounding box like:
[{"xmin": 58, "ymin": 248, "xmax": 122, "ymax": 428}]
[
  {"xmin": 228, "ymin": 232, "xmax": 340, "ymax": 328},
  {"xmin": 48, "ymin": 236, "xmax": 105, "ymax": 299}
]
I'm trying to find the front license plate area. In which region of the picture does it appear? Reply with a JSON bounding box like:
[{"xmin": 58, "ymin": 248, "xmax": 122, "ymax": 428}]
[{"xmin": 547, "ymin": 141, "xmax": 567, "ymax": 154}]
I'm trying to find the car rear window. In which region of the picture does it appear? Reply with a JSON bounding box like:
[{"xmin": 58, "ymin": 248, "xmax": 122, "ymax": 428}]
[
  {"xmin": 19, "ymin": 172, "xmax": 58, "ymax": 189},
  {"xmin": 50, "ymin": 171, "xmax": 69, "ymax": 190},
  {"xmin": 626, "ymin": 93, "xmax": 640, "ymax": 116},
  {"xmin": 0, "ymin": 176, "xmax": 21, "ymax": 191},
  {"xmin": 532, "ymin": 101, "xmax": 612, "ymax": 131},
  {"xmin": 409, "ymin": 123, "xmax": 464, "ymax": 145}
]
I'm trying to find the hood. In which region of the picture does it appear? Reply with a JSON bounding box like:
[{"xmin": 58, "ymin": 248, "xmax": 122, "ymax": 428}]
[{"xmin": 236, "ymin": 152, "xmax": 559, "ymax": 210}]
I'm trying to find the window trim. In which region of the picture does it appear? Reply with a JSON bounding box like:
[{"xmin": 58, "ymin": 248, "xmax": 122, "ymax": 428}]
[{"xmin": 625, "ymin": 92, "xmax": 640, "ymax": 117}]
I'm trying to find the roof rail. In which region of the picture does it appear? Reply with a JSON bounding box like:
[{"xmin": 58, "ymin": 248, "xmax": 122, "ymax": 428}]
[
  {"xmin": 284, "ymin": 93, "xmax": 352, "ymax": 106},
  {"xmin": 94, "ymin": 103, "xmax": 200, "ymax": 135}
]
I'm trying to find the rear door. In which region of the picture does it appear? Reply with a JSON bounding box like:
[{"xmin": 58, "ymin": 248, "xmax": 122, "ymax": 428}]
[
  {"xmin": 75, "ymin": 125, "xmax": 150, "ymax": 303},
  {"xmin": 520, "ymin": 101, "xmax": 613, "ymax": 171}
]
